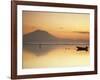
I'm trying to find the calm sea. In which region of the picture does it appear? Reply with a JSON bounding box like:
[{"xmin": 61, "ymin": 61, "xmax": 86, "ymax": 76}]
[{"xmin": 23, "ymin": 44, "xmax": 90, "ymax": 68}]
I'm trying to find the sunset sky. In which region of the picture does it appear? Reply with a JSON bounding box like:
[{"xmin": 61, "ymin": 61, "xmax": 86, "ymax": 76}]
[{"xmin": 22, "ymin": 11, "xmax": 90, "ymax": 40}]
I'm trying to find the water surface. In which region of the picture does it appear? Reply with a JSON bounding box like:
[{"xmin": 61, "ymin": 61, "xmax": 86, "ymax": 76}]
[{"xmin": 23, "ymin": 44, "xmax": 90, "ymax": 68}]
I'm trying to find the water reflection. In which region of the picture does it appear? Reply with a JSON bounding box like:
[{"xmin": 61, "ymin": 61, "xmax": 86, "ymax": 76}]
[
  {"xmin": 23, "ymin": 44, "xmax": 57, "ymax": 56},
  {"xmin": 23, "ymin": 44, "xmax": 90, "ymax": 68},
  {"xmin": 23, "ymin": 44, "xmax": 89, "ymax": 56}
]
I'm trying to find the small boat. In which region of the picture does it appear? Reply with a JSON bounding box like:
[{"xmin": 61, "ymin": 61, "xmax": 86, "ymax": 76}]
[{"xmin": 76, "ymin": 46, "xmax": 88, "ymax": 51}]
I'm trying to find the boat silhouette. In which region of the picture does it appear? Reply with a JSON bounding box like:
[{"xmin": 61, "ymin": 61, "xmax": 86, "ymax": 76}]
[{"xmin": 76, "ymin": 46, "xmax": 88, "ymax": 51}]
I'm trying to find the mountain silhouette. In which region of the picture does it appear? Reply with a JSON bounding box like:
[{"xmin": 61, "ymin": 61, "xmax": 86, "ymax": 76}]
[
  {"xmin": 24, "ymin": 29, "xmax": 58, "ymax": 42},
  {"xmin": 23, "ymin": 29, "xmax": 88, "ymax": 44}
]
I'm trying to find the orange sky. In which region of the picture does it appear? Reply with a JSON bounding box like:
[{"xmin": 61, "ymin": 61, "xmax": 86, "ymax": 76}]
[{"xmin": 22, "ymin": 11, "xmax": 90, "ymax": 40}]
